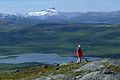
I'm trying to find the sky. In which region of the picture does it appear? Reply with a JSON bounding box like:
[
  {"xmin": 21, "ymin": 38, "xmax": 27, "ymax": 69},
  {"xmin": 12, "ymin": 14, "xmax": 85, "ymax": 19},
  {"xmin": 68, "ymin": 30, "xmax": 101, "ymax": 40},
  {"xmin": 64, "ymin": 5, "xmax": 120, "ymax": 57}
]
[{"xmin": 0, "ymin": 0, "xmax": 120, "ymax": 14}]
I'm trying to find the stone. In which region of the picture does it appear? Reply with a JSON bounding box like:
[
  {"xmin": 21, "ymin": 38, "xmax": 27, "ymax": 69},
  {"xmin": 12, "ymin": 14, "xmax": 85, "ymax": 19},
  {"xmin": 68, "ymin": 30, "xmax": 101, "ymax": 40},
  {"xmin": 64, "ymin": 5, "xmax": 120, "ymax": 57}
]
[
  {"xmin": 42, "ymin": 65, "xmax": 48, "ymax": 68},
  {"xmin": 103, "ymin": 68, "xmax": 114, "ymax": 74},
  {"xmin": 35, "ymin": 77, "xmax": 51, "ymax": 80},
  {"xmin": 54, "ymin": 63, "xmax": 60, "ymax": 66},
  {"xmin": 55, "ymin": 67, "xmax": 60, "ymax": 70},
  {"xmin": 59, "ymin": 63, "xmax": 68, "ymax": 66},
  {"xmin": 15, "ymin": 69, "xmax": 26, "ymax": 73}
]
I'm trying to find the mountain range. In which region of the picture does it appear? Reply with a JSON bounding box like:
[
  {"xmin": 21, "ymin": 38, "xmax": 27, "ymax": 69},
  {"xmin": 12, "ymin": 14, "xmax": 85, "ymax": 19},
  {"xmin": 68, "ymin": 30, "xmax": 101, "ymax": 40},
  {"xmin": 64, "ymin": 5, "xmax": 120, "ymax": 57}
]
[{"xmin": 0, "ymin": 8, "xmax": 120, "ymax": 24}]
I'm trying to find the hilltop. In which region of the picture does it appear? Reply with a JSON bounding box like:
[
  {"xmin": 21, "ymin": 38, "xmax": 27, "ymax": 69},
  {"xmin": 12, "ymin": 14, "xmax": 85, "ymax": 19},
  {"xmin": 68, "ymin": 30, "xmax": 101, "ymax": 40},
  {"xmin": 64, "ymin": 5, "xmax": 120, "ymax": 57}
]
[{"xmin": 0, "ymin": 59, "xmax": 120, "ymax": 80}]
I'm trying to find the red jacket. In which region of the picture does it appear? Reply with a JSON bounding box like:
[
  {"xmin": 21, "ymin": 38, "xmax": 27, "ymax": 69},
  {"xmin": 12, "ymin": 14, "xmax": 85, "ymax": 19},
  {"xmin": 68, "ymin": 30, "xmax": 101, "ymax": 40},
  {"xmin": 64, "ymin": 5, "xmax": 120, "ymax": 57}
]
[{"xmin": 76, "ymin": 48, "xmax": 83, "ymax": 57}]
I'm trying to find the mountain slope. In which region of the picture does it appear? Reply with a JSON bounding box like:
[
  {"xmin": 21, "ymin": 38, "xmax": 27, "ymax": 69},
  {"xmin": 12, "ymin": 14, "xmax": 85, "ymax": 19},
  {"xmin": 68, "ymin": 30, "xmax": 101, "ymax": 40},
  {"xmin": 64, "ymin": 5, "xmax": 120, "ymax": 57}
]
[
  {"xmin": 0, "ymin": 23, "xmax": 120, "ymax": 57},
  {"xmin": 0, "ymin": 9, "xmax": 120, "ymax": 57}
]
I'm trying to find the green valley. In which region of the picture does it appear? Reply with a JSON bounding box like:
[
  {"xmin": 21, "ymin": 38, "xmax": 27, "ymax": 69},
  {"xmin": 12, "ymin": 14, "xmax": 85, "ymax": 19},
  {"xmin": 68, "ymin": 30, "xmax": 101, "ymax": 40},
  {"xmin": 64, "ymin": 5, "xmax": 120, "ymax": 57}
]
[{"xmin": 0, "ymin": 23, "xmax": 120, "ymax": 57}]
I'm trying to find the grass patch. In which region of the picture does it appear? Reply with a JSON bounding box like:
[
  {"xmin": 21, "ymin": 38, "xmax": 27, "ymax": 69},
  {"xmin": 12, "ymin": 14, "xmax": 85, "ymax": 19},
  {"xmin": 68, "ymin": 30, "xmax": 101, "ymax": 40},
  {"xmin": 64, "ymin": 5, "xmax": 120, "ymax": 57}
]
[{"xmin": 0, "ymin": 63, "xmax": 82, "ymax": 80}]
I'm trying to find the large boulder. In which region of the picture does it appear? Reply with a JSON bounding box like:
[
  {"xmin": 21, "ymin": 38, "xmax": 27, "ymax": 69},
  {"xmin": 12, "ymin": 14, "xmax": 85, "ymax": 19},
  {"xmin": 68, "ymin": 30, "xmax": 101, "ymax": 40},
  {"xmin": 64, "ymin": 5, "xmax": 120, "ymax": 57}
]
[
  {"xmin": 75, "ymin": 59, "xmax": 120, "ymax": 80},
  {"xmin": 75, "ymin": 59, "xmax": 120, "ymax": 72},
  {"xmin": 75, "ymin": 61, "xmax": 105, "ymax": 72},
  {"xmin": 77, "ymin": 71, "xmax": 120, "ymax": 80}
]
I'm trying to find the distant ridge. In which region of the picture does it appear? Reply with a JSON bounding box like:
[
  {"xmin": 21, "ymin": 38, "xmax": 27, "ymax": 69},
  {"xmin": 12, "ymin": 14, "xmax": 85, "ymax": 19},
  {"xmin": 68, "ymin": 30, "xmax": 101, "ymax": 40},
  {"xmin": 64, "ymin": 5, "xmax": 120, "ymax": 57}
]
[{"xmin": 0, "ymin": 8, "xmax": 120, "ymax": 24}]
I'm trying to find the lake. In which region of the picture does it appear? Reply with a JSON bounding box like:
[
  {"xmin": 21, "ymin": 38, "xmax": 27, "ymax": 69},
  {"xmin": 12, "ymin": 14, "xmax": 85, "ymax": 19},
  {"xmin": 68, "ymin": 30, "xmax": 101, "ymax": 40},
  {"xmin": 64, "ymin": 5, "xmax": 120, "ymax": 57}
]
[{"xmin": 0, "ymin": 53, "xmax": 100, "ymax": 64}]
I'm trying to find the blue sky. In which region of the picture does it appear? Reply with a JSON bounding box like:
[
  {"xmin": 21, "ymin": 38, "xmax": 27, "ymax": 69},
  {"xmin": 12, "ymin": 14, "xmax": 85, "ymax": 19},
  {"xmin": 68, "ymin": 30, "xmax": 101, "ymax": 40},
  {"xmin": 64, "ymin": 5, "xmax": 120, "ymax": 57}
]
[{"xmin": 0, "ymin": 0, "xmax": 120, "ymax": 14}]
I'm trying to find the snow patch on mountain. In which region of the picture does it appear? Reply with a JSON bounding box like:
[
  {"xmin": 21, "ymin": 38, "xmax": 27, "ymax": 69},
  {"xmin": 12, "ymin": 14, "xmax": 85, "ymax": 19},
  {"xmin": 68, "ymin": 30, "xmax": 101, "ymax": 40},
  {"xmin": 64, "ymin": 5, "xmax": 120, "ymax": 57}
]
[{"xmin": 26, "ymin": 8, "xmax": 59, "ymax": 16}]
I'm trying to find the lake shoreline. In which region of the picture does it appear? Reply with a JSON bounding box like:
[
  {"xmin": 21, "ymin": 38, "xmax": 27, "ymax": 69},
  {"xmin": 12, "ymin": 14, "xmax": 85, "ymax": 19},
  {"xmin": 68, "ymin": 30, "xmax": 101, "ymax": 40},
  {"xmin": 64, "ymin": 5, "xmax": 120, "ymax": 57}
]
[{"xmin": 0, "ymin": 53, "xmax": 101, "ymax": 64}]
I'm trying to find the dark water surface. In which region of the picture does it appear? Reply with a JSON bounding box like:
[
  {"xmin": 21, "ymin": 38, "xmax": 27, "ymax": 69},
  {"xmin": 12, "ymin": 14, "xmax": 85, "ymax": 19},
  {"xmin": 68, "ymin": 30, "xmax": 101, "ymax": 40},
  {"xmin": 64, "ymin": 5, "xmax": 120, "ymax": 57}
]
[{"xmin": 0, "ymin": 53, "xmax": 100, "ymax": 64}]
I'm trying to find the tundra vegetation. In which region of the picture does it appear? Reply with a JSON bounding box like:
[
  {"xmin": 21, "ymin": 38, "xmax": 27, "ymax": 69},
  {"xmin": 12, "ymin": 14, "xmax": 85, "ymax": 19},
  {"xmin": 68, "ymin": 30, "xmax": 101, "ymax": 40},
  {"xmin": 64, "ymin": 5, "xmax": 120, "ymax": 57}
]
[{"xmin": 0, "ymin": 59, "xmax": 120, "ymax": 80}]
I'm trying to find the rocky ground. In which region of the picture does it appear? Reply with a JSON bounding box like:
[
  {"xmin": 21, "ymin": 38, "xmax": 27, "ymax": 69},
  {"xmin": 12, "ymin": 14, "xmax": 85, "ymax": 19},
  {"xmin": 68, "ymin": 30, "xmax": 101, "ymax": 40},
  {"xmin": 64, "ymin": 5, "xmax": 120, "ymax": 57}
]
[
  {"xmin": 34, "ymin": 59, "xmax": 120, "ymax": 80},
  {"xmin": 0, "ymin": 58, "xmax": 120, "ymax": 80}
]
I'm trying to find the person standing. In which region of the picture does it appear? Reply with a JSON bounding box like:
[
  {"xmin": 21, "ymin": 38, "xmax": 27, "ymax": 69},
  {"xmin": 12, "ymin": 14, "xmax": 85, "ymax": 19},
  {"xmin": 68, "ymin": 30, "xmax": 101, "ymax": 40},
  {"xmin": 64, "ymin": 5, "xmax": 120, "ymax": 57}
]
[{"xmin": 76, "ymin": 45, "xmax": 83, "ymax": 63}]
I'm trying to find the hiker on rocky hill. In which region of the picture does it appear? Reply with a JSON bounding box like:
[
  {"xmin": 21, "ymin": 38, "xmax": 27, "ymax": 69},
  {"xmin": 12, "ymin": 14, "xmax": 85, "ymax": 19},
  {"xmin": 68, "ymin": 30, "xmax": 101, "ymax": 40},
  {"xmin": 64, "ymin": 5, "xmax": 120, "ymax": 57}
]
[{"xmin": 76, "ymin": 45, "xmax": 83, "ymax": 63}]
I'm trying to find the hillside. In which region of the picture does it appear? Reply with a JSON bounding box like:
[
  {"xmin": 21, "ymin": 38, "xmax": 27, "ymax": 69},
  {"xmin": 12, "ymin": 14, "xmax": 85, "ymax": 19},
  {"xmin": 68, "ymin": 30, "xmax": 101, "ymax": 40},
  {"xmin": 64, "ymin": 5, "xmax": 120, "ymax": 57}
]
[
  {"xmin": 0, "ymin": 59, "xmax": 120, "ymax": 80},
  {"xmin": 0, "ymin": 23, "xmax": 120, "ymax": 57}
]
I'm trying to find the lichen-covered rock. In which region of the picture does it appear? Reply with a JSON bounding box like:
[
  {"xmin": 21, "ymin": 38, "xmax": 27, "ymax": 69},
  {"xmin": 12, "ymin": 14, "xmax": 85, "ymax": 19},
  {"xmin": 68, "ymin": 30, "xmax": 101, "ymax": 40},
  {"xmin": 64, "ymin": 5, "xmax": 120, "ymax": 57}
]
[
  {"xmin": 35, "ymin": 77, "xmax": 51, "ymax": 80},
  {"xmin": 59, "ymin": 63, "xmax": 68, "ymax": 66},
  {"xmin": 103, "ymin": 68, "xmax": 114, "ymax": 74},
  {"xmin": 34, "ymin": 74, "xmax": 65, "ymax": 80},
  {"xmin": 34, "ymin": 59, "xmax": 120, "ymax": 80},
  {"xmin": 50, "ymin": 74, "xmax": 65, "ymax": 80},
  {"xmin": 75, "ymin": 59, "xmax": 120, "ymax": 72},
  {"xmin": 77, "ymin": 71, "xmax": 120, "ymax": 80},
  {"xmin": 75, "ymin": 61, "xmax": 104, "ymax": 72}
]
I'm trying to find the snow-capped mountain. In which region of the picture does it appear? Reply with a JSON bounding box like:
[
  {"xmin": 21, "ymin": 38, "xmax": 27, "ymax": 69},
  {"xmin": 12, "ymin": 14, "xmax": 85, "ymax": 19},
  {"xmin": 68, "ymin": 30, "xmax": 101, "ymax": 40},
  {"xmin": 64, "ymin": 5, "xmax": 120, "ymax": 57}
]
[
  {"xmin": 0, "ymin": 8, "xmax": 120, "ymax": 24},
  {"xmin": 26, "ymin": 8, "xmax": 59, "ymax": 17}
]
